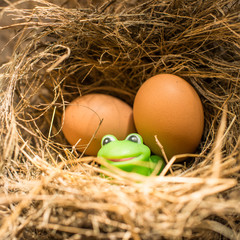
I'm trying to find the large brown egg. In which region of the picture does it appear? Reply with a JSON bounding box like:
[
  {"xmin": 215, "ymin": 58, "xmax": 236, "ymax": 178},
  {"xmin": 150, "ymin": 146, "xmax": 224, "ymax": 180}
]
[
  {"xmin": 62, "ymin": 94, "xmax": 135, "ymax": 155},
  {"xmin": 133, "ymin": 74, "xmax": 204, "ymax": 161}
]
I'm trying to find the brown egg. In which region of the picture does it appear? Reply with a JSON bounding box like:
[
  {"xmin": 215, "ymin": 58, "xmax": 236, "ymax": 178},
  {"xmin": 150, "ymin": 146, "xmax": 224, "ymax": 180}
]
[
  {"xmin": 62, "ymin": 94, "xmax": 135, "ymax": 155},
  {"xmin": 133, "ymin": 74, "xmax": 204, "ymax": 161}
]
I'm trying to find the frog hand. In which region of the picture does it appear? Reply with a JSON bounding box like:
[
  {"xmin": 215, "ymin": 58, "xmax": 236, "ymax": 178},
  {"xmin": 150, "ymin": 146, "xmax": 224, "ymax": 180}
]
[{"xmin": 149, "ymin": 155, "xmax": 165, "ymax": 175}]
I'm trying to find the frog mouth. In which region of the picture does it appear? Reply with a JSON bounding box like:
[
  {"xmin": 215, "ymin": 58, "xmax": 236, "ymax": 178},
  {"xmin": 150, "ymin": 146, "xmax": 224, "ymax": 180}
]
[{"xmin": 107, "ymin": 157, "xmax": 136, "ymax": 162}]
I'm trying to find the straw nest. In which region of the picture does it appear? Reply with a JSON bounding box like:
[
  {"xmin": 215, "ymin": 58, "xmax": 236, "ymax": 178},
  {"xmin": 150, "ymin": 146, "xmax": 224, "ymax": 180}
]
[{"xmin": 0, "ymin": 0, "xmax": 240, "ymax": 239}]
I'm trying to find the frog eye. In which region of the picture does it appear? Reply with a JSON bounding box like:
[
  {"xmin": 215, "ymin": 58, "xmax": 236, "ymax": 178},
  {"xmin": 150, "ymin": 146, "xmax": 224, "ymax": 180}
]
[
  {"xmin": 101, "ymin": 135, "xmax": 117, "ymax": 146},
  {"xmin": 125, "ymin": 133, "xmax": 143, "ymax": 144}
]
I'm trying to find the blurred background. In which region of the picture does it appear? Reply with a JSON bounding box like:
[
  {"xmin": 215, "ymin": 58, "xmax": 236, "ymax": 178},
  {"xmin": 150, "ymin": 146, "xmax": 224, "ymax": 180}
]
[{"xmin": 0, "ymin": 0, "xmax": 108, "ymax": 66}]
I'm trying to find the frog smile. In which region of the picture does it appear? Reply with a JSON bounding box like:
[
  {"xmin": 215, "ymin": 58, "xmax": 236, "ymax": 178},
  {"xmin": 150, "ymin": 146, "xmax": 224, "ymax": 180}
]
[{"xmin": 107, "ymin": 156, "xmax": 137, "ymax": 162}]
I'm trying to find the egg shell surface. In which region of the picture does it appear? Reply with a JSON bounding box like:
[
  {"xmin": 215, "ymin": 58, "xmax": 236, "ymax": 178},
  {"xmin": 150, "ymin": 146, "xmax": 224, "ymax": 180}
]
[
  {"xmin": 133, "ymin": 74, "xmax": 204, "ymax": 161},
  {"xmin": 62, "ymin": 94, "xmax": 136, "ymax": 156}
]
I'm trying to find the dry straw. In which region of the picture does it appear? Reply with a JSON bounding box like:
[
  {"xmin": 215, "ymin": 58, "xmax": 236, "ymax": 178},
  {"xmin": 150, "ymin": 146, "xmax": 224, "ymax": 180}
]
[{"xmin": 0, "ymin": 0, "xmax": 240, "ymax": 239}]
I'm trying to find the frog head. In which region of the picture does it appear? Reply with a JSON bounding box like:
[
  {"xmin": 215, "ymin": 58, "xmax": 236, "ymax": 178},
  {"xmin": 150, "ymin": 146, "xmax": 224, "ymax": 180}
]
[{"xmin": 97, "ymin": 133, "xmax": 160, "ymax": 176}]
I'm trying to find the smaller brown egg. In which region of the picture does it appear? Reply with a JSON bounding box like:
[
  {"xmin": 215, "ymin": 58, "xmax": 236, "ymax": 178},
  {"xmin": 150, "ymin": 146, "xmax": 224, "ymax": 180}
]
[
  {"xmin": 133, "ymin": 74, "xmax": 204, "ymax": 161},
  {"xmin": 62, "ymin": 94, "xmax": 135, "ymax": 155}
]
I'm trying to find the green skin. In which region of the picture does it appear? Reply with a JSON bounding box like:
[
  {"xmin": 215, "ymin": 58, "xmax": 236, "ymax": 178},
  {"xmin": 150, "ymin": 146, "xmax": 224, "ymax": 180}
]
[{"xmin": 97, "ymin": 133, "xmax": 165, "ymax": 176}]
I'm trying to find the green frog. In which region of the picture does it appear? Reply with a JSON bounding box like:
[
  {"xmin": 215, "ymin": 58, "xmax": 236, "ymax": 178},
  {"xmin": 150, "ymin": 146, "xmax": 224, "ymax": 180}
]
[{"xmin": 97, "ymin": 133, "xmax": 165, "ymax": 176}]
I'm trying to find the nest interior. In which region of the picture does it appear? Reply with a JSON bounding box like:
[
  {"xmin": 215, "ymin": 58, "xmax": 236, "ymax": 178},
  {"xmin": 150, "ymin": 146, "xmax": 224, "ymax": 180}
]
[{"xmin": 0, "ymin": 0, "xmax": 240, "ymax": 239}]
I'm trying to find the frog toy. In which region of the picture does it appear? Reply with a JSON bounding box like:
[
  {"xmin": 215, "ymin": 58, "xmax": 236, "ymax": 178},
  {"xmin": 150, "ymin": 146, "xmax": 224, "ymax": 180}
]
[{"xmin": 97, "ymin": 133, "xmax": 165, "ymax": 176}]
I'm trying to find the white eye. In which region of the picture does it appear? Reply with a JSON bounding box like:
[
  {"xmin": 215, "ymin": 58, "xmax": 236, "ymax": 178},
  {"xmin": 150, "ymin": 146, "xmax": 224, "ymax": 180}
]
[
  {"xmin": 101, "ymin": 135, "xmax": 117, "ymax": 146},
  {"xmin": 125, "ymin": 133, "xmax": 143, "ymax": 144}
]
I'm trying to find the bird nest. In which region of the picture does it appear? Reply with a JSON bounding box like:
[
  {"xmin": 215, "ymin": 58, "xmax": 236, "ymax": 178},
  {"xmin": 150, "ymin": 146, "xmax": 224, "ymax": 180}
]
[{"xmin": 0, "ymin": 0, "xmax": 239, "ymax": 239}]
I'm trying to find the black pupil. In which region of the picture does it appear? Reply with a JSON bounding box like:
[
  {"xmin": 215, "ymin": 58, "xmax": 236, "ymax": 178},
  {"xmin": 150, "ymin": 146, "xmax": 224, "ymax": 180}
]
[
  {"xmin": 103, "ymin": 137, "xmax": 112, "ymax": 145},
  {"xmin": 128, "ymin": 135, "xmax": 139, "ymax": 143}
]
